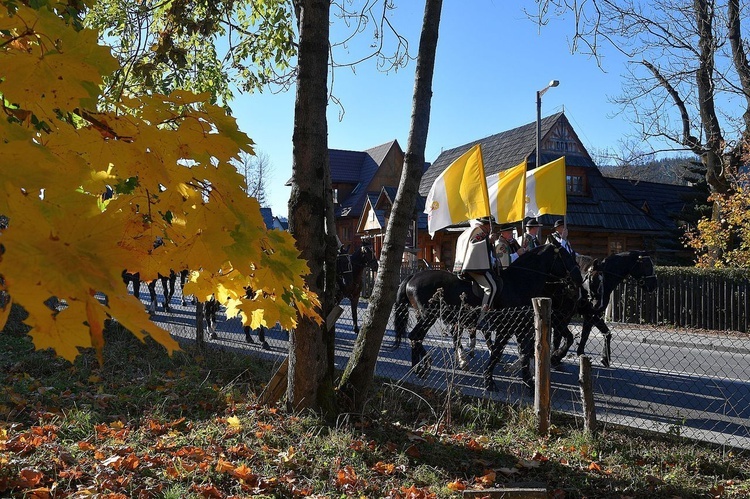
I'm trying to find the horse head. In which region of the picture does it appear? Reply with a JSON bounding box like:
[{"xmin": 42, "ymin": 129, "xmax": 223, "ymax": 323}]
[
  {"xmin": 357, "ymin": 243, "xmax": 379, "ymax": 272},
  {"xmin": 583, "ymin": 259, "xmax": 606, "ymax": 311},
  {"xmin": 630, "ymin": 252, "xmax": 657, "ymax": 292}
]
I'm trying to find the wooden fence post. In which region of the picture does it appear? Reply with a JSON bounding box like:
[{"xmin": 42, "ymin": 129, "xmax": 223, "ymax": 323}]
[
  {"xmin": 533, "ymin": 297, "xmax": 551, "ymax": 436},
  {"xmin": 578, "ymin": 355, "xmax": 597, "ymax": 434}
]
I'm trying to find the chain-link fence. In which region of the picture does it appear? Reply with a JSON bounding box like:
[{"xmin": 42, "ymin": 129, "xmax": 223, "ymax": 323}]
[{"xmin": 142, "ymin": 276, "xmax": 750, "ymax": 450}]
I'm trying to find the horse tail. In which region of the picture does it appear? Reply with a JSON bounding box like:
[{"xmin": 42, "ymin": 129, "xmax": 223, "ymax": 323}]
[{"xmin": 391, "ymin": 274, "xmax": 414, "ymax": 350}]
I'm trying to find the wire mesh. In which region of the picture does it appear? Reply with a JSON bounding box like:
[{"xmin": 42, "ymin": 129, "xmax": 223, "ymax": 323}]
[{"xmin": 138, "ymin": 276, "xmax": 750, "ymax": 450}]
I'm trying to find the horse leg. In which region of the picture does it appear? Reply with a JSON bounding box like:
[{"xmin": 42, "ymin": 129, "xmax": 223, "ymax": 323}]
[
  {"xmin": 159, "ymin": 274, "xmax": 172, "ymax": 312},
  {"xmin": 483, "ymin": 326, "xmax": 511, "ymax": 391},
  {"xmin": 452, "ymin": 324, "xmax": 469, "ymax": 370},
  {"xmin": 517, "ymin": 328, "xmax": 535, "ymax": 391},
  {"xmin": 165, "ymin": 271, "xmax": 177, "ymax": 310},
  {"xmin": 597, "ymin": 319, "xmax": 612, "ymax": 367},
  {"xmin": 483, "ymin": 334, "xmax": 504, "ymax": 392},
  {"xmin": 552, "ymin": 326, "xmax": 562, "ymax": 351},
  {"xmin": 205, "ymin": 300, "xmax": 218, "ymax": 339},
  {"xmin": 147, "ymin": 280, "xmax": 157, "ymax": 315},
  {"xmin": 550, "ymin": 325, "xmax": 574, "ymax": 367},
  {"xmin": 258, "ymin": 326, "xmax": 270, "ymax": 350},
  {"xmin": 468, "ymin": 327, "xmax": 477, "ymax": 358},
  {"xmin": 411, "ymin": 340, "xmax": 430, "ymax": 378},
  {"xmin": 351, "ymin": 297, "xmax": 359, "ymax": 335},
  {"xmin": 243, "ymin": 325, "xmax": 255, "ymax": 344},
  {"xmin": 577, "ymin": 316, "xmax": 594, "ymax": 356}
]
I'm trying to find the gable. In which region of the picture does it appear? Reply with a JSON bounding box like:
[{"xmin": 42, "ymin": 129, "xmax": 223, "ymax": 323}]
[
  {"xmin": 336, "ymin": 140, "xmax": 403, "ymax": 219},
  {"xmin": 420, "ymin": 112, "xmax": 596, "ymax": 197}
]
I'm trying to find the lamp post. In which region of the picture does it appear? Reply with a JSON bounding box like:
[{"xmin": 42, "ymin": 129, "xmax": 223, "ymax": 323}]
[{"xmin": 536, "ymin": 79, "xmax": 559, "ymax": 169}]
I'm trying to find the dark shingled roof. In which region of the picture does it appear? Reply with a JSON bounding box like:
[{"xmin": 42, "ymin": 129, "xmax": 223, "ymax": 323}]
[
  {"xmin": 550, "ymin": 169, "xmax": 665, "ymax": 232},
  {"xmin": 606, "ymin": 177, "xmax": 706, "ymax": 229}
]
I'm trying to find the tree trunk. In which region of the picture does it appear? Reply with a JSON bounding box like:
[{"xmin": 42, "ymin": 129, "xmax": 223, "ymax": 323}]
[
  {"xmin": 287, "ymin": 0, "xmax": 337, "ymax": 417},
  {"xmin": 338, "ymin": 0, "xmax": 443, "ymax": 412}
]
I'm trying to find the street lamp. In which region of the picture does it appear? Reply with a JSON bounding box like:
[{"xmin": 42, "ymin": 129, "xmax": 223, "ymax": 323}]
[{"xmin": 536, "ymin": 79, "xmax": 559, "ymax": 169}]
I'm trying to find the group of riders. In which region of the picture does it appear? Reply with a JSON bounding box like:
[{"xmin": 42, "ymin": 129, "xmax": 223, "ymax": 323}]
[{"xmin": 453, "ymin": 215, "xmax": 575, "ymax": 326}]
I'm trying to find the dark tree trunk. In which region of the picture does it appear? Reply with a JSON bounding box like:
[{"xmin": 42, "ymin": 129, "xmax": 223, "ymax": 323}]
[
  {"xmin": 287, "ymin": 0, "xmax": 337, "ymax": 417},
  {"xmin": 338, "ymin": 0, "xmax": 443, "ymax": 412}
]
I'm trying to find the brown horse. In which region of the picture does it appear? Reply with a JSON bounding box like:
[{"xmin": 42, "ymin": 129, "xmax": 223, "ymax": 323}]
[{"xmin": 336, "ymin": 243, "xmax": 379, "ymax": 335}]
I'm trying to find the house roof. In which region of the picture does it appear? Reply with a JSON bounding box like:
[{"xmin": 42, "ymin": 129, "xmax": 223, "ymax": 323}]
[
  {"xmin": 259, "ymin": 207, "xmax": 275, "ymax": 230},
  {"xmin": 606, "ymin": 177, "xmax": 706, "ymax": 229},
  {"xmin": 556, "ymin": 169, "xmax": 665, "ymax": 232},
  {"xmin": 419, "ymin": 112, "xmax": 665, "ymax": 234}
]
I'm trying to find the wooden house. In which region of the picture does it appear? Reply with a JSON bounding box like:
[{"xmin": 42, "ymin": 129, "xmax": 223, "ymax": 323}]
[{"xmin": 329, "ymin": 140, "xmax": 407, "ymax": 250}]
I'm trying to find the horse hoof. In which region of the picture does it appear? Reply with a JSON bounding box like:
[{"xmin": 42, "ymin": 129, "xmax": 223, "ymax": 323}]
[
  {"xmin": 261, "ymin": 341, "xmax": 270, "ymax": 351},
  {"xmin": 415, "ymin": 358, "xmax": 431, "ymax": 378},
  {"xmin": 600, "ymin": 357, "xmax": 610, "ymax": 368},
  {"xmin": 210, "ymin": 332, "xmax": 218, "ymax": 340},
  {"xmin": 245, "ymin": 334, "xmax": 255, "ymax": 343}
]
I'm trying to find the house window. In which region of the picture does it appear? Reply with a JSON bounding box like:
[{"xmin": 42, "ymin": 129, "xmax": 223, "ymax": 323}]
[
  {"xmin": 341, "ymin": 226, "xmax": 351, "ymax": 243},
  {"xmin": 567, "ymin": 175, "xmax": 584, "ymax": 194},
  {"xmin": 609, "ymin": 239, "xmax": 624, "ymax": 254}
]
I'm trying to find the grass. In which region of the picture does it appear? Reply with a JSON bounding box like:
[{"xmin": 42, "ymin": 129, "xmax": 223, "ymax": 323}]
[{"xmin": 2, "ymin": 311, "xmax": 750, "ymax": 498}]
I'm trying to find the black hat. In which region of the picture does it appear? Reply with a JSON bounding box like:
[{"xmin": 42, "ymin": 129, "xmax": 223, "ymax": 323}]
[
  {"xmin": 476, "ymin": 215, "xmax": 495, "ymax": 224},
  {"xmin": 525, "ymin": 218, "xmax": 543, "ymax": 227},
  {"xmin": 553, "ymin": 219, "xmax": 565, "ymax": 228},
  {"xmin": 498, "ymin": 223, "xmax": 516, "ymax": 232}
]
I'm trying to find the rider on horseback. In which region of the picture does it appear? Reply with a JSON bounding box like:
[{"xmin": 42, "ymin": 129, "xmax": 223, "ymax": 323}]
[
  {"xmin": 492, "ymin": 223, "xmax": 526, "ymax": 271},
  {"xmin": 452, "ymin": 216, "xmax": 500, "ymax": 327}
]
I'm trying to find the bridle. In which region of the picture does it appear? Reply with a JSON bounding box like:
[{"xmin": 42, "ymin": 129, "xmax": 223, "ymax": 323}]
[{"xmin": 543, "ymin": 246, "xmax": 583, "ymax": 290}]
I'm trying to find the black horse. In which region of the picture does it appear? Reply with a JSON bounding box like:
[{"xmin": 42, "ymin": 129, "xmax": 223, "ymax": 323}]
[
  {"xmin": 575, "ymin": 250, "xmax": 657, "ymax": 366},
  {"xmin": 392, "ymin": 243, "xmax": 582, "ymax": 390},
  {"xmin": 336, "ymin": 243, "xmax": 379, "ymax": 335}
]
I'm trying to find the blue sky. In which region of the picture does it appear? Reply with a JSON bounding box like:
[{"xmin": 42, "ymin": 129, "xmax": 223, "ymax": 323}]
[{"xmin": 232, "ymin": 1, "xmax": 634, "ymax": 218}]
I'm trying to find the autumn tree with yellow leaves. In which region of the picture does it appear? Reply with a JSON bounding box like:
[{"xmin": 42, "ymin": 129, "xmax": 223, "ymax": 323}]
[
  {"xmin": 0, "ymin": 0, "xmax": 319, "ymax": 362},
  {"xmin": 685, "ymin": 162, "xmax": 750, "ymax": 269}
]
